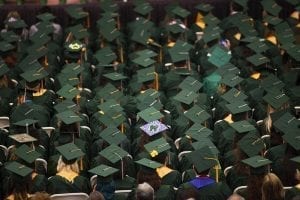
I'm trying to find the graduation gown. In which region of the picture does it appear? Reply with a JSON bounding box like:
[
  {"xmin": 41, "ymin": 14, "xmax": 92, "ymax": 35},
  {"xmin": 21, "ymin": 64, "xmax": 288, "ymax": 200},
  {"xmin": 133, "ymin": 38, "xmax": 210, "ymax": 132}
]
[{"xmin": 285, "ymin": 186, "xmax": 300, "ymax": 200}]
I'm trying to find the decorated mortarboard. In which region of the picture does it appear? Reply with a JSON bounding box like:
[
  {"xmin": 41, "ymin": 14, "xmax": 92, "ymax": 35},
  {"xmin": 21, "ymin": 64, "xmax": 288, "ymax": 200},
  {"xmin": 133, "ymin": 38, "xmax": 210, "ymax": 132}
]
[
  {"xmin": 36, "ymin": 12, "xmax": 56, "ymax": 21},
  {"xmin": 98, "ymin": 99, "xmax": 123, "ymax": 114},
  {"xmin": 191, "ymin": 138, "xmax": 219, "ymax": 155},
  {"xmin": 57, "ymin": 84, "xmax": 80, "ymax": 99},
  {"xmin": 99, "ymin": 144, "xmax": 128, "ymax": 163},
  {"xmin": 173, "ymin": 89, "xmax": 198, "ymax": 105},
  {"xmin": 68, "ymin": 24, "xmax": 88, "ymax": 40},
  {"xmin": 7, "ymin": 19, "xmax": 27, "ymax": 29},
  {"xmin": 0, "ymin": 41, "xmax": 14, "ymax": 53},
  {"xmin": 56, "ymin": 110, "xmax": 82, "ymax": 125},
  {"xmin": 56, "ymin": 142, "xmax": 85, "ymax": 163},
  {"xmin": 140, "ymin": 120, "xmax": 168, "ymax": 137},
  {"xmin": 242, "ymin": 155, "xmax": 272, "ymax": 175},
  {"xmin": 261, "ymin": 0, "xmax": 282, "ymax": 16},
  {"xmin": 230, "ymin": 120, "xmax": 256, "ymax": 133},
  {"xmin": 178, "ymin": 76, "xmax": 203, "ymax": 92},
  {"xmin": 226, "ymin": 101, "xmax": 251, "ymax": 115},
  {"xmin": 171, "ymin": 6, "xmax": 191, "ymax": 19},
  {"xmin": 137, "ymin": 66, "xmax": 156, "ymax": 83},
  {"xmin": 144, "ymin": 137, "xmax": 171, "ymax": 158},
  {"xmin": 0, "ymin": 31, "xmax": 19, "ymax": 43},
  {"xmin": 5, "ymin": 161, "xmax": 33, "ymax": 177},
  {"xmin": 20, "ymin": 67, "xmax": 48, "ymax": 83},
  {"xmin": 135, "ymin": 158, "xmax": 163, "ymax": 170},
  {"xmin": 89, "ymin": 164, "xmax": 119, "ymax": 177},
  {"xmin": 65, "ymin": 5, "xmax": 88, "ymax": 20},
  {"xmin": 273, "ymin": 112, "xmax": 300, "ymax": 135},
  {"xmin": 238, "ymin": 132, "xmax": 265, "ymax": 157},
  {"xmin": 100, "ymin": 126, "xmax": 126, "ymax": 145},
  {"xmin": 0, "ymin": 61, "xmax": 9, "ymax": 76},
  {"xmin": 185, "ymin": 124, "xmax": 212, "ymax": 140},
  {"xmin": 247, "ymin": 40, "xmax": 269, "ymax": 54},
  {"xmin": 54, "ymin": 99, "xmax": 79, "ymax": 113},
  {"xmin": 184, "ymin": 105, "xmax": 210, "ymax": 124},
  {"xmin": 221, "ymin": 73, "xmax": 243, "ymax": 88},
  {"xmin": 137, "ymin": 107, "xmax": 163, "ymax": 123},
  {"xmin": 65, "ymin": 40, "xmax": 84, "ymax": 53},
  {"xmin": 221, "ymin": 88, "xmax": 248, "ymax": 103},
  {"xmin": 246, "ymin": 54, "xmax": 270, "ymax": 66},
  {"xmin": 207, "ymin": 46, "xmax": 231, "ymax": 68},
  {"xmin": 94, "ymin": 47, "xmax": 117, "ymax": 66},
  {"xmin": 13, "ymin": 119, "xmax": 38, "ymax": 127},
  {"xmin": 15, "ymin": 144, "xmax": 41, "ymax": 164},
  {"xmin": 168, "ymin": 40, "xmax": 193, "ymax": 63},
  {"xmin": 9, "ymin": 133, "xmax": 37, "ymax": 144},
  {"xmin": 263, "ymin": 91, "xmax": 289, "ymax": 109},
  {"xmin": 134, "ymin": 2, "xmax": 153, "ymax": 16},
  {"xmin": 195, "ymin": 3, "xmax": 214, "ymax": 13}
]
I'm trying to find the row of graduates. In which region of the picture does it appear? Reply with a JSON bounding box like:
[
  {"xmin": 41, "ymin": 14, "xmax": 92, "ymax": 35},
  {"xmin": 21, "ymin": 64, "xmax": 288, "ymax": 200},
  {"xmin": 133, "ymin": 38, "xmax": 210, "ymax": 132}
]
[{"xmin": 0, "ymin": 0, "xmax": 300, "ymax": 199}]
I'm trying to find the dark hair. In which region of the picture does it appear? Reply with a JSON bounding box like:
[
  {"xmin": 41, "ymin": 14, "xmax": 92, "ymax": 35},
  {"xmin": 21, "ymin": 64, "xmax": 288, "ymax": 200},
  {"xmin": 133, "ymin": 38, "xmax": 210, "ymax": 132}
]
[
  {"xmin": 6, "ymin": 173, "xmax": 32, "ymax": 200},
  {"xmin": 29, "ymin": 192, "xmax": 51, "ymax": 200},
  {"xmin": 137, "ymin": 170, "xmax": 161, "ymax": 191},
  {"xmin": 176, "ymin": 187, "xmax": 198, "ymax": 200},
  {"xmin": 88, "ymin": 191, "xmax": 105, "ymax": 200},
  {"xmin": 233, "ymin": 147, "xmax": 250, "ymax": 176},
  {"xmin": 247, "ymin": 174, "xmax": 265, "ymax": 200}
]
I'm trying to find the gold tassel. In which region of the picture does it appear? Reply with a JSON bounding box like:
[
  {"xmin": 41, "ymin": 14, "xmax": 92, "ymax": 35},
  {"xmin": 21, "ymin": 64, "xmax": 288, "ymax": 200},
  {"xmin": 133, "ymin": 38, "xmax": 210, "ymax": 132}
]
[
  {"xmin": 154, "ymin": 72, "xmax": 159, "ymax": 90},
  {"xmin": 204, "ymin": 157, "xmax": 221, "ymax": 182},
  {"xmin": 121, "ymin": 123, "xmax": 125, "ymax": 133},
  {"xmin": 80, "ymin": 157, "xmax": 83, "ymax": 171},
  {"xmin": 159, "ymin": 48, "xmax": 163, "ymax": 64},
  {"xmin": 120, "ymin": 46, "xmax": 124, "ymax": 63}
]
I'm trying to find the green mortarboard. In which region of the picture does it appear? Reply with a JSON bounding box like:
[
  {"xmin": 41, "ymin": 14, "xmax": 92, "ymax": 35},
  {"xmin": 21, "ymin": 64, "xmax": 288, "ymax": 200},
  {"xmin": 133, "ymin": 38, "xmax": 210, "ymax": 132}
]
[
  {"xmin": 15, "ymin": 144, "xmax": 41, "ymax": 164},
  {"xmin": 137, "ymin": 97, "xmax": 163, "ymax": 111},
  {"xmin": 9, "ymin": 133, "xmax": 37, "ymax": 144},
  {"xmin": 137, "ymin": 66, "xmax": 156, "ymax": 83},
  {"xmin": 20, "ymin": 67, "xmax": 48, "ymax": 83},
  {"xmin": 0, "ymin": 61, "xmax": 9, "ymax": 76},
  {"xmin": 140, "ymin": 120, "xmax": 168, "ymax": 137},
  {"xmin": 54, "ymin": 99, "xmax": 79, "ymax": 113},
  {"xmin": 221, "ymin": 88, "xmax": 248, "ymax": 103},
  {"xmin": 99, "ymin": 144, "xmax": 128, "ymax": 163},
  {"xmin": 185, "ymin": 123, "xmax": 212, "ymax": 140},
  {"xmin": 226, "ymin": 101, "xmax": 251, "ymax": 115},
  {"xmin": 135, "ymin": 158, "xmax": 163, "ymax": 170},
  {"xmin": 261, "ymin": 74, "xmax": 285, "ymax": 93},
  {"xmin": 137, "ymin": 107, "xmax": 163, "ymax": 123},
  {"xmin": 131, "ymin": 26, "xmax": 151, "ymax": 45},
  {"xmin": 13, "ymin": 119, "xmax": 38, "ymax": 127},
  {"xmin": 95, "ymin": 83, "xmax": 123, "ymax": 101},
  {"xmin": 144, "ymin": 137, "xmax": 170, "ymax": 158},
  {"xmin": 173, "ymin": 89, "xmax": 198, "ymax": 105},
  {"xmin": 238, "ymin": 133, "xmax": 265, "ymax": 157},
  {"xmin": 0, "ymin": 41, "xmax": 14, "ymax": 53},
  {"xmin": 5, "ymin": 161, "xmax": 33, "ymax": 177},
  {"xmin": 100, "ymin": 126, "xmax": 126, "ymax": 145},
  {"xmin": 184, "ymin": 105, "xmax": 210, "ymax": 124},
  {"xmin": 230, "ymin": 120, "xmax": 256, "ymax": 133},
  {"xmin": 98, "ymin": 111, "xmax": 126, "ymax": 127},
  {"xmin": 0, "ymin": 31, "xmax": 19, "ymax": 43},
  {"xmin": 56, "ymin": 110, "xmax": 82, "ymax": 125},
  {"xmin": 98, "ymin": 99, "xmax": 123, "ymax": 114},
  {"xmin": 242, "ymin": 155, "xmax": 272, "ymax": 175},
  {"xmin": 99, "ymin": 23, "xmax": 121, "ymax": 42},
  {"xmin": 207, "ymin": 46, "xmax": 231, "ymax": 68},
  {"xmin": 215, "ymin": 63, "xmax": 240, "ymax": 76},
  {"xmin": 246, "ymin": 54, "xmax": 270, "ymax": 66},
  {"xmin": 68, "ymin": 24, "xmax": 89, "ymax": 40},
  {"xmin": 61, "ymin": 63, "xmax": 84, "ymax": 76},
  {"xmin": 171, "ymin": 6, "xmax": 191, "ymax": 18},
  {"xmin": 133, "ymin": 56, "xmax": 156, "ymax": 68},
  {"xmin": 195, "ymin": 3, "xmax": 214, "ymax": 13},
  {"xmin": 203, "ymin": 13, "xmax": 220, "ymax": 25},
  {"xmin": 203, "ymin": 26, "xmax": 221, "ymax": 43},
  {"xmin": 273, "ymin": 112, "xmax": 300, "ymax": 135},
  {"xmin": 65, "ymin": 5, "xmax": 88, "ymax": 20},
  {"xmin": 247, "ymin": 40, "xmax": 269, "ymax": 53},
  {"xmin": 233, "ymin": 0, "xmax": 248, "ymax": 8},
  {"xmin": 18, "ymin": 55, "xmax": 41, "ymax": 72},
  {"xmin": 94, "ymin": 47, "xmax": 117, "ymax": 65},
  {"xmin": 36, "ymin": 12, "xmax": 56, "ymax": 21},
  {"xmin": 134, "ymin": 2, "xmax": 153, "ymax": 16},
  {"xmin": 186, "ymin": 146, "xmax": 218, "ymax": 173},
  {"xmin": 135, "ymin": 49, "xmax": 158, "ymax": 58},
  {"xmin": 221, "ymin": 73, "xmax": 244, "ymax": 88},
  {"xmin": 7, "ymin": 19, "xmax": 27, "ymax": 29},
  {"xmin": 57, "ymin": 84, "xmax": 80, "ymax": 99},
  {"xmin": 137, "ymin": 89, "xmax": 160, "ymax": 101},
  {"xmin": 101, "ymin": 0, "xmax": 119, "ymax": 12},
  {"xmin": 290, "ymin": 156, "xmax": 300, "ymax": 167},
  {"xmin": 178, "ymin": 76, "xmax": 203, "ymax": 92},
  {"xmin": 261, "ymin": 0, "xmax": 282, "ymax": 16},
  {"xmin": 167, "ymin": 20, "xmax": 186, "ymax": 34},
  {"xmin": 65, "ymin": 40, "xmax": 84, "ymax": 53},
  {"xmin": 103, "ymin": 72, "xmax": 127, "ymax": 81},
  {"xmin": 191, "ymin": 138, "xmax": 219, "ymax": 155},
  {"xmin": 89, "ymin": 164, "xmax": 119, "ymax": 177},
  {"xmin": 263, "ymin": 91, "xmax": 289, "ymax": 109},
  {"xmin": 168, "ymin": 40, "xmax": 193, "ymax": 63},
  {"xmin": 282, "ymin": 132, "xmax": 300, "ymax": 150},
  {"xmin": 29, "ymin": 31, "xmax": 51, "ymax": 46},
  {"xmin": 286, "ymin": 0, "xmax": 300, "ymax": 6},
  {"xmin": 56, "ymin": 142, "xmax": 85, "ymax": 162},
  {"xmin": 56, "ymin": 73, "xmax": 80, "ymax": 87},
  {"xmin": 264, "ymin": 15, "xmax": 282, "ymax": 26}
]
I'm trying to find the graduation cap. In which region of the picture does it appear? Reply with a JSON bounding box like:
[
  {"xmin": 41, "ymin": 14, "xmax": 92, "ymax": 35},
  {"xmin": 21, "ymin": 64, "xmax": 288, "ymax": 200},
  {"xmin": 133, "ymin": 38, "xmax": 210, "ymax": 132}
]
[
  {"xmin": 89, "ymin": 164, "xmax": 119, "ymax": 178},
  {"xmin": 238, "ymin": 132, "xmax": 265, "ymax": 157},
  {"xmin": 173, "ymin": 89, "xmax": 198, "ymax": 105},
  {"xmin": 195, "ymin": 3, "xmax": 214, "ymax": 13},
  {"xmin": 100, "ymin": 0, "xmax": 119, "ymax": 12},
  {"xmin": 7, "ymin": 19, "xmax": 27, "ymax": 29},
  {"xmin": 36, "ymin": 12, "xmax": 56, "ymax": 21},
  {"xmin": 290, "ymin": 156, "xmax": 300, "ymax": 170},
  {"xmin": 20, "ymin": 67, "xmax": 48, "ymax": 83},
  {"xmin": 273, "ymin": 112, "xmax": 300, "ymax": 135},
  {"xmin": 168, "ymin": 40, "xmax": 193, "ymax": 63},
  {"xmin": 246, "ymin": 54, "xmax": 270, "ymax": 67},
  {"xmin": 99, "ymin": 22, "xmax": 121, "ymax": 42},
  {"xmin": 98, "ymin": 110, "xmax": 126, "ymax": 127},
  {"xmin": 135, "ymin": 158, "xmax": 163, "ymax": 172},
  {"xmin": 261, "ymin": 0, "xmax": 282, "ymax": 16},
  {"xmin": 137, "ymin": 107, "xmax": 163, "ymax": 123},
  {"xmin": 133, "ymin": 55, "xmax": 156, "ymax": 68},
  {"xmin": 137, "ymin": 88, "xmax": 160, "ymax": 101},
  {"xmin": 137, "ymin": 95, "xmax": 163, "ymax": 111},
  {"xmin": 0, "ymin": 61, "xmax": 9, "ymax": 76},
  {"xmin": 261, "ymin": 74, "xmax": 285, "ymax": 93},
  {"xmin": 134, "ymin": 2, "xmax": 153, "ymax": 16},
  {"xmin": 263, "ymin": 91, "xmax": 289, "ymax": 110},
  {"xmin": 65, "ymin": 5, "xmax": 89, "ymax": 20},
  {"xmin": 264, "ymin": 15, "xmax": 282, "ymax": 26},
  {"xmin": 135, "ymin": 49, "xmax": 158, "ymax": 58},
  {"xmin": 221, "ymin": 88, "xmax": 248, "ymax": 103},
  {"xmin": 184, "ymin": 123, "xmax": 212, "ymax": 140},
  {"xmin": 103, "ymin": 72, "xmax": 127, "ymax": 82},
  {"xmin": 131, "ymin": 26, "xmax": 151, "ymax": 46},
  {"xmin": 171, "ymin": 6, "xmax": 191, "ymax": 19},
  {"xmin": 232, "ymin": 0, "xmax": 248, "ymax": 9},
  {"xmin": 137, "ymin": 66, "xmax": 156, "ymax": 83},
  {"xmin": 98, "ymin": 99, "xmax": 123, "ymax": 114},
  {"xmin": 140, "ymin": 120, "xmax": 168, "ymax": 137},
  {"xmin": 225, "ymin": 101, "xmax": 251, "ymax": 115},
  {"xmin": 95, "ymin": 83, "xmax": 123, "ymax": 101},
  {"xmin": 68, "ymin": 24, "xmax": 89, "ymax": 40},
  {"xmin": 242, "ymin": 155, "xmax": 272, "ymax": 175},
  {"xmin": 0, "ymin": 31, "xmax": 19, "ymax": 43},
  {"xmin": 144, "ymin": 137, "xmax": 171, "ymax": 158},
  {"xmin": 282, "ymin": 132, "xmax": 300, "ymax": 151},
  {"xmin": 99, "ymin": 144, "xmax": 128, "ymax": 164},
  {"xmin": 191, "ymin": 138, "xmax": 219, "ymax": 155},
  {"xmin": 178, "ymin": 76, "xmax": 203, "ymax": 92},
  {"xmin": 56, "ymin": 73, "xmax": 80, "ymax": 87},
  {"xmin": 5, "ymin": 161, "xmax": 33, "ymax": 177},
  {"xmin": 57, "ymin": 142, "xmax": 84, "ymax": 161},
  {"xmin": 184, "ymin": 105, "xmax": 210, "ymax": 124},
  {"xmin": 166, "ymin": 20, "xmax": 186, "ymax": 34},
  {"xmin": 207, "ymin": 46, "xmax": 231, "ymax": 68},
  {"xmin": 0, "ymin": 41, "xmax": 15, "ymax": 53},
  {"xmin": 215, "ymin": 63, "xmax": 240, "ymax": 76},
  {"xmin": 94, "ymin": 47, "xmax": 117, "ymax": 66},
  {"xmin": 61, "ymin": 63, "xmax": 84, "ymax": 76},
  {"xmin": 56, "ymin": 110, "xmax": 82, "ymax": 125},
  {"xmin": 57, "ymin": 84, "xmax": 80, "ymax": 99},
  {"xmin": 9, "ymin": 133, "xmax": 37, "ymax": 144},
  {"xmin": 230, "ymin": 120, "xmax": 256, "ymax": 133},
  {"xmin": 221, "ymin": 73, "xmax": 244, "ymax": 88},
  {"xmin": 203, "ymin": 26, "xmax": 221, "ymax": 43},
  {"xmin": 13, "ymin": 119, "xmax": 38, "ymax": 127},
  {"xmin": 54, "ymin": 99, "xmax": 79, "ymax": 113},
  {"xmin": 203, "ymin": 13, "xmax": 220, "ymax": 26},
  {"xmin": 100, "ymin": 126, "xmax": 126, "ymax": 145},
  {"xmin": 247, "ymin": 40, "xmax": 269, "ymax": 53},
  {"xmin": 15, "ymin": 144, "xmax": 41, "ymax": 164}
]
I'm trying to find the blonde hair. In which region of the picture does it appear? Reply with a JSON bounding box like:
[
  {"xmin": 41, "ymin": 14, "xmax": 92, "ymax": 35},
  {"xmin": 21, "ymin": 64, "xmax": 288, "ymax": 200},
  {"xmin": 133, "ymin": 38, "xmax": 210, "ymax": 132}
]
[
  {"xmin": 56, "ymin": 155, "xmax": 80, "ymax": 174},
  {"xmin": 261, "ymin": 173, "xmax": 284, "ymax": 200}
]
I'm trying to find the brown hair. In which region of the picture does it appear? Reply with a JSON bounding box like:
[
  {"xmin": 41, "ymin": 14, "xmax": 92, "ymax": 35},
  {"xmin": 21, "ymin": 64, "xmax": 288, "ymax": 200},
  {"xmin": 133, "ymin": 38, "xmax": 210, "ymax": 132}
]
[
  {"xmin": 247, "ymin": 174, "xmax": 265, "ymax": 200},
  {"xmin": 261, "ymin": 173, "xmax": 284, "ymax": 200},
  {"xmin": 29, "ymin": 192, "xmax": 50, "ymax": 200},
  {"xmin": 137, "ymin": 170, "xmax": 161, "ymax": 191}
]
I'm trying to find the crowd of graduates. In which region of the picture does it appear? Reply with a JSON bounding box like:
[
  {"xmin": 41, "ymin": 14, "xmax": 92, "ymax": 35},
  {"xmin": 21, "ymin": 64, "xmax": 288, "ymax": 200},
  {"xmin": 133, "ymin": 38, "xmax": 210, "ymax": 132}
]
[{"xmin": 0, "ymin": 0, "xmax": 299, "ymax": 199}]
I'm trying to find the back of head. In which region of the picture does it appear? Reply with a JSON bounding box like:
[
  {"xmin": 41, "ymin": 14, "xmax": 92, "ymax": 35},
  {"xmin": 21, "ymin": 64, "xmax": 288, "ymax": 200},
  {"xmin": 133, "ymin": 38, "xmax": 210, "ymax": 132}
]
[
  {"xmin": 227, "ymin": 194, "xmax": 245, "ymax": 200},
  {"xmin": 88, "ymin": 191, "xmax": 105, "ymax": 200},
  {"xmin": 261, "ymin": 173, "xmax": 284, "ymax": 200},
  {"xmin": 136, "ymin": 182, "xmax": 154, "ymax": 200}
]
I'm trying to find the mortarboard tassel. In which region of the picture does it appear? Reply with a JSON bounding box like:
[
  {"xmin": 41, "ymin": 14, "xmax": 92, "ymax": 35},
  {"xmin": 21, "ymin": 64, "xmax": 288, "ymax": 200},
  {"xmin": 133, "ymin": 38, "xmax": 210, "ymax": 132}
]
[
  {"xmin": 154, "ymin": 72, "xmax": 159, "ymax": 90},
  {"xmin": 204, "ymin": 157, "xmax": 221, "ymax": 183}
]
